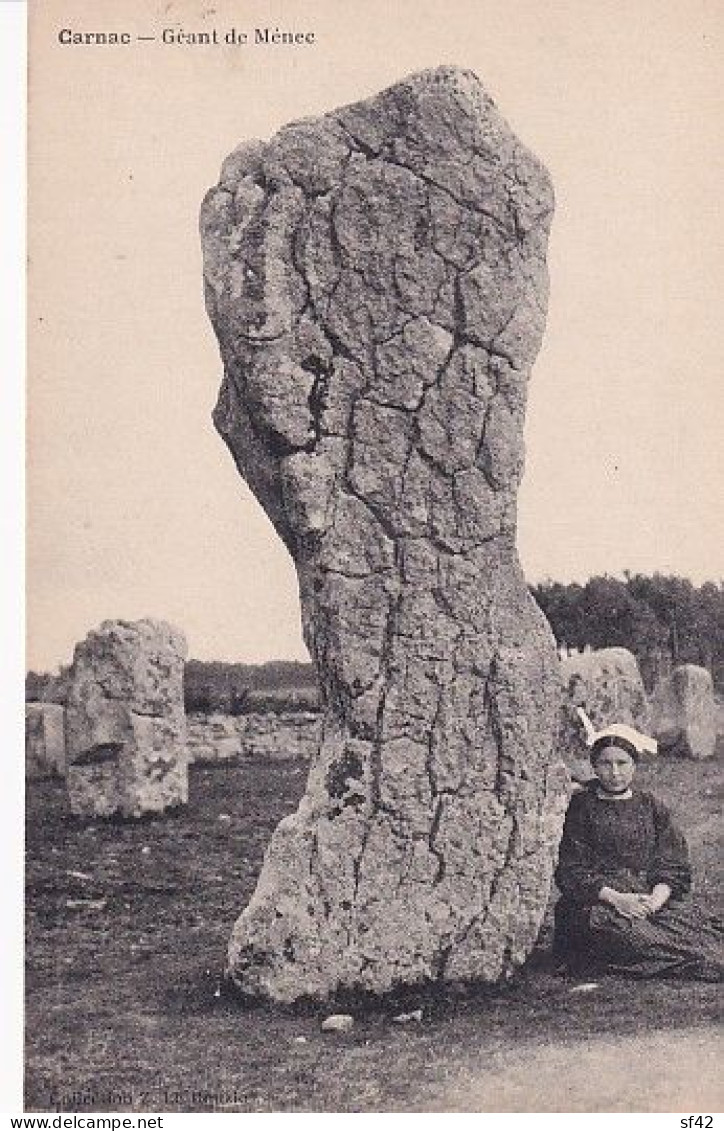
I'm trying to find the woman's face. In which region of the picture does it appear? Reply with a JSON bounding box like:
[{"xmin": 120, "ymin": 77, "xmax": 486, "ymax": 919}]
[{"xmin": 592, "ymin": 745, "xmax": 636, "ymax": 794}]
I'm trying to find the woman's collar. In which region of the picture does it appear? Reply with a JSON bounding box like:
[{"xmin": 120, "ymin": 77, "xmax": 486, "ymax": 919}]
[{"xmin": 594, "ymin": 785, "xmax": 633, "ymax": 801}]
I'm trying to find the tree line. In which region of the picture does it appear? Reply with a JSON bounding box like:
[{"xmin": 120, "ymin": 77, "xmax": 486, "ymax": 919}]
[
  {"xmin": 182, "ymin": 659, "xmax": 318, "ymax": 715},
  {"xmin": 530, "ymin": 574, "xmax": 723, "ymax": 692},
  {"xmin": 25, "ymin": 656, "xmax": 320, "ymax": 714},
  {"xmin": 25, "ymin": 574, "xmax": 723, "ymax": 708}
]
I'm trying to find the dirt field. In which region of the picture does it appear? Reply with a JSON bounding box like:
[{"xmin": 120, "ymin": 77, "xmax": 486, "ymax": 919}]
[{"xmin": 25, "ymin": 753, "xmax": 723, "ymax": 1113}]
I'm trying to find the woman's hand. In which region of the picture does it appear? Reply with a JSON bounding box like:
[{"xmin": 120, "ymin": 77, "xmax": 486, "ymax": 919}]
[
  {"xmin": 638, "ymin": 883, "xmax": 672, "ymax": 915},
  {"xmin": 598, "ymin": 886, "xmax": 650, "ymax": 920}
]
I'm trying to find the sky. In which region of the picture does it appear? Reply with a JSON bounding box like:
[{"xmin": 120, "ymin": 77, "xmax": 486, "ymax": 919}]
[{"xmin": 26, "ymin": 0, "xmax": 724, "ymax": 672}]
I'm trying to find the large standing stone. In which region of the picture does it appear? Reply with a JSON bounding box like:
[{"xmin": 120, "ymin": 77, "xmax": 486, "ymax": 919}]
[
  {"xmin": 651, "ymin": 664, "xmax": 716, "ymax": 760},
  {"xmin": 201, "ymin": 67, "xmax": 566, "ymax": 1001},
  {"xmin": 559, "ymin": 647, "xmax": 650, "ymax": 767},
  {"xmin": 25, "ymin": 702, "xmax": 66, "ymax": 779},
  {"xmin": 65, "ymin": 619, "xmax": 188, "ymax": 818}
]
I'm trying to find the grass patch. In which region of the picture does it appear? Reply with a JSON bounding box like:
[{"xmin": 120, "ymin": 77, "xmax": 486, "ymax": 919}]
[{"xmin": 25, "ymin": 753, "xmax": 723, "ymax": 1112}]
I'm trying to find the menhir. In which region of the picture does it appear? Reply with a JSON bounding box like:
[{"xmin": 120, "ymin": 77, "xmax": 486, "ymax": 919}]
[{"xmin": 201, "ymin": 66, "xmax": 567, "ymax": 1002}]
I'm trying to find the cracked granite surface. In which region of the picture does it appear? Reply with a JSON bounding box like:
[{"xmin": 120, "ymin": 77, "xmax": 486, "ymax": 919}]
[
  {"xmin": 64, "ymin": 619, "xmax": 188, "ymax": 818},
  {"xmin": 201, "ymin": 67, "xmax": 568, "ymax": 1001}
]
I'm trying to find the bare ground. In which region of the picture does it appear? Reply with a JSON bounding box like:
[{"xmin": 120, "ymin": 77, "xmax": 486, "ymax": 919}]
[{"xmin": 24, "ymin": 753, "xmax": 723, "ymax": 1113}]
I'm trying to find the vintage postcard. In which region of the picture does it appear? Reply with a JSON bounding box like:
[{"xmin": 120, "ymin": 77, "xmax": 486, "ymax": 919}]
[{"xmin": 22, "ymin": 0, "xmax": 723, "ymax": 1115}]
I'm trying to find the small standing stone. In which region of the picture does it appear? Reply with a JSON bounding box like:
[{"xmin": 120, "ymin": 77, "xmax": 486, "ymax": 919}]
[
  {"xmin": 651, "ymin": 664, "xmax": 716, "ymax": 760},
  {"xmin": 560, "ymin": 648, "xmax": 650, "ymax": 767},
  {"xmin": 25, "ymin": 702, "xmax": 66, "ymax": 779},
  {"xmin": 64, "ymin": 618, "xmax": 188, "ymax": 818}
]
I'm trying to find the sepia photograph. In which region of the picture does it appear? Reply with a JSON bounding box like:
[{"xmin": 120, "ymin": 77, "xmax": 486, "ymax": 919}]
[{"xmin": 17, "ymin": 0, "xmax": 724, "ymax": 1115}]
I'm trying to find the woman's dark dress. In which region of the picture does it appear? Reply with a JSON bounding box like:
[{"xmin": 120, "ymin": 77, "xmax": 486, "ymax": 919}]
[{"xmin": 554, "ymin": 783, "xmax": 723, "ymax": 980}]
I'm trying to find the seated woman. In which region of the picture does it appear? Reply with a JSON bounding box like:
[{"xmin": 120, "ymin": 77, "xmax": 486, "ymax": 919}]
[{"xmin": 554, "ymin": 716, "xmax": 722, "ymax": 980}]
